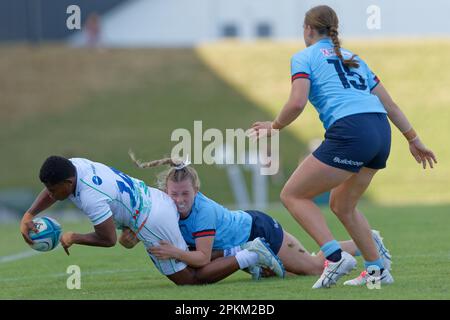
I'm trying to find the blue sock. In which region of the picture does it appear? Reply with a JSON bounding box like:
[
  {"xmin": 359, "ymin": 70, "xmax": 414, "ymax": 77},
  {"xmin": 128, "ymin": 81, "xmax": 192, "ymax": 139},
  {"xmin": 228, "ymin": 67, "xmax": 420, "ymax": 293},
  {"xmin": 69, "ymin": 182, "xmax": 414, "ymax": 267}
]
[
  {"xmin": 321, "ymin": 240, "xmax": 342, "ymax": 262},
  {"xmin": 364, "ymin": 258, "xmax": 384, "ymax": 274},
  {"xmin": 354, "ymin": 249, "xmax": 361, "ymax": 257}
]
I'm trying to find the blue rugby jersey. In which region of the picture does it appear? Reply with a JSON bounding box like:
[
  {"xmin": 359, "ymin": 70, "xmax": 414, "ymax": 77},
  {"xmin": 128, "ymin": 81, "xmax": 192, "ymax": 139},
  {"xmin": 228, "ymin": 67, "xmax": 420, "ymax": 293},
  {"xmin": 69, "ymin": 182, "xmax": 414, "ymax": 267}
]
[
  {"xmin": 291, "ymin": 38, "xmax": 386, "ymax": 129},
  {"xmin": 178, "ymin": 192, "xmax": 253, "ymax": 250}
]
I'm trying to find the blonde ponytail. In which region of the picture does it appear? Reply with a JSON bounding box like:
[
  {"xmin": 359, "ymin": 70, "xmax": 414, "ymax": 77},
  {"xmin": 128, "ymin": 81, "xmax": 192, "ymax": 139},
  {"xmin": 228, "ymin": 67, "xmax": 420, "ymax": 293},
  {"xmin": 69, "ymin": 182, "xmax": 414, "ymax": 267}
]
[{"xmin": 128, "ymin": 150, "xmax": 200, "ymax": 192}]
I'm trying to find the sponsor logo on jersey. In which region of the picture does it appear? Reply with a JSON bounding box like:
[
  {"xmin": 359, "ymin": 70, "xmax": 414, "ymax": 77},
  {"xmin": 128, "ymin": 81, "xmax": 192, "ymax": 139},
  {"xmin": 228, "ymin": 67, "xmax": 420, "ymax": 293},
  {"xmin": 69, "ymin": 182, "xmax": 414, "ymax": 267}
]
[
  {"xmin": 320, "ymin": 48, "xmax": 335, "ymax": 57},
  {"xmin": 92, "ymin": 175, "xmax": 103, "ymax": 185}
]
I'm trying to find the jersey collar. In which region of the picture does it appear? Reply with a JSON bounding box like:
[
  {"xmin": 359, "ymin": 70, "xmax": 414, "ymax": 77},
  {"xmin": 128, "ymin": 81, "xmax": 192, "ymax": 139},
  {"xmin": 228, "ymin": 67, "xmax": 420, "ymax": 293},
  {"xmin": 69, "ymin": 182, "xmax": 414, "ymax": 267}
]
[{"xmin": 317, "ymin": 37, "xmax": 332, "ymax": 44}]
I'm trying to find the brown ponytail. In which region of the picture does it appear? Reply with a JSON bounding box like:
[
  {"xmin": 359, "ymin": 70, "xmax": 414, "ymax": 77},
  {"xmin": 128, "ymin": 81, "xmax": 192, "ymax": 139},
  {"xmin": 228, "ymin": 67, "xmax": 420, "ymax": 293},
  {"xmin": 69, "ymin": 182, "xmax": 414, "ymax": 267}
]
[{"xmin": 305, "ymin": 5, "xmax": 359, "ymax": 68}]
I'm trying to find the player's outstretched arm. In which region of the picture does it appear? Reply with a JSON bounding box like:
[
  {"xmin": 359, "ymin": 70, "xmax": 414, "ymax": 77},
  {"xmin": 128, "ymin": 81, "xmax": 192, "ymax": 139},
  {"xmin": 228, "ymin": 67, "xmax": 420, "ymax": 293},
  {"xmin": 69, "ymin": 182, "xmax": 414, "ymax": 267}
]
[
  {"xmin": 249, "ymin": 79, "xmax": 309, "ymax": 137},
  {"xmin": 60, "ymin": 216, "xmax": 117, "ymax": 255},
  {"xmin": 20, "ymin": 188, "xmax": 56, "ymax": 245},
  {"xmin": 372, "ymin": 83, "xmax": 437, "ymax": 169}
]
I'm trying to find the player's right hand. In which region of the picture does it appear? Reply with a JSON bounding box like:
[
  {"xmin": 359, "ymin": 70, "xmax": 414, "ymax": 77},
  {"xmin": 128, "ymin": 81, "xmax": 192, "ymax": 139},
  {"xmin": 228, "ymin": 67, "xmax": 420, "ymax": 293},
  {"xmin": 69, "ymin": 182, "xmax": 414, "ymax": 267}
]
[
  {"xmin": 20, "ymin": 212, "xmax": 38, "ymax": 245},
  {"xmin": 60, "ymin": 231, "xmax": 74, "ymax": 256}
]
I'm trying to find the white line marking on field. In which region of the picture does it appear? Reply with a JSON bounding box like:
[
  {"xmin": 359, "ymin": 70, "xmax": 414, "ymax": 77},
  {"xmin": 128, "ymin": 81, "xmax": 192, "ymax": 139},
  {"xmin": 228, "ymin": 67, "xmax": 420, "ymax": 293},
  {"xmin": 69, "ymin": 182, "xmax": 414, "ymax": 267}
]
[
  {"xmin": 0, "ymin": 250, "xmax": 41, "ymax": 263},
  {"xmin": 0, "ymin": 246, "xmax": 62, "ymax": 264},
  {"xmin": 0, "ymin": 268, "xmax": 149, "ymax": 283}
]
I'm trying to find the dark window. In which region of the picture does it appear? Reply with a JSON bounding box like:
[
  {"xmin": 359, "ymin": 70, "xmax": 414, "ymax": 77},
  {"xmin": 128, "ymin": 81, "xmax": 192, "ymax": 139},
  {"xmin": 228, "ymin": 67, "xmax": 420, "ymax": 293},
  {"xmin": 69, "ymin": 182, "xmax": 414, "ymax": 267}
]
[
  {"xmin": 222, "ymin": 24, "xmax": 238, "ymax": 38},
  {"xmin": 256, "ymin": 23, "xmax": 272, "ymax": 38}
]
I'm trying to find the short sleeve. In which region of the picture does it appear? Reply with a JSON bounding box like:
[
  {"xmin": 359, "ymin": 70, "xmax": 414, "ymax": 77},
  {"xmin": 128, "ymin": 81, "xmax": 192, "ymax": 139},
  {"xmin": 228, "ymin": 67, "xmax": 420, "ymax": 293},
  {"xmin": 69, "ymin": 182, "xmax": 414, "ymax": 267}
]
[
  {"xmin": 291, "ymin": 51, "xmax": 311, "ymax": 82},
  {"xmin": 79, "ymin": 180, "xmax": 113, "ymax": 226},
  {"xmin": 192, "ymin": 206, "xmax": 216, "ymax": 239}
]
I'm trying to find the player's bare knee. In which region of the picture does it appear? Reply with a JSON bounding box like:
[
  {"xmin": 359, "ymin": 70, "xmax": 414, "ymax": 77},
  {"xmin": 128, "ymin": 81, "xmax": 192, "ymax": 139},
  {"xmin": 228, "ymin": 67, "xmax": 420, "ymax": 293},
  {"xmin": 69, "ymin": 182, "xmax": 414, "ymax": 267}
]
[
  {"xmin": 280, "ymin": 190, "xmax": 303, "ymax": 209},
  {"xmin": 280, "ymin": 188, "xmax": 291, "ymax": 207},
  {"xmin": 329, "ymin": 198, "xmax": 352, "ymax": 218}
]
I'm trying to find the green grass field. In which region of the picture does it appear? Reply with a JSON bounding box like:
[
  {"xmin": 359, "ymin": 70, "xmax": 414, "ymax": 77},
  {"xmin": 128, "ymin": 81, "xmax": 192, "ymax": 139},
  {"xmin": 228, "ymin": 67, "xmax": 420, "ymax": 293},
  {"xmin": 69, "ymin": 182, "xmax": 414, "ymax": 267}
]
[
  {"xmin": 0, "ymin": 41, "xmax": 449, "ymax": 300},
  {"xmin": 1, "ymin": 204, "xmax": 449, "ymax": 300}
]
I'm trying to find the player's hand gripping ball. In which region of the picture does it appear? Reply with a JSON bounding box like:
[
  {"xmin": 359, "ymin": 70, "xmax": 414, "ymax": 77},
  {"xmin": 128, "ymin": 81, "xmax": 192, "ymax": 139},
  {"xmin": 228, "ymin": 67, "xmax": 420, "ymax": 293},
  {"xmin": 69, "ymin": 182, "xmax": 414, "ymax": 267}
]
[{"xmin": 28, "ymin": 217, "xmax": 62, "ymax": 252}]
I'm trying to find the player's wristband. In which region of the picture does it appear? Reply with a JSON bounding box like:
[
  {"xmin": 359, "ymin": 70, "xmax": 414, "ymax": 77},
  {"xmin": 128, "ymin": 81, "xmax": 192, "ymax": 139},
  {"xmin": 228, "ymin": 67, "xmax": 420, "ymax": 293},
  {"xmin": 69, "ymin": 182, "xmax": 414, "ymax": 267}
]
[{"xmin": 402, "ymin": 128, "xmax": 417, "ymax": 142}]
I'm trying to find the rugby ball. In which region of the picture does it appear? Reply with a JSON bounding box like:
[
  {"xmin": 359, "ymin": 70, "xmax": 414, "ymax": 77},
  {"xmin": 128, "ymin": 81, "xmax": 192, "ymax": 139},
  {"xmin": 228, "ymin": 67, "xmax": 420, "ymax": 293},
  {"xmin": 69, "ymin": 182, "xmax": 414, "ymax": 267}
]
[{"xmin": 28, "ymin": 217, "xmax": 62, "ymax": 252}]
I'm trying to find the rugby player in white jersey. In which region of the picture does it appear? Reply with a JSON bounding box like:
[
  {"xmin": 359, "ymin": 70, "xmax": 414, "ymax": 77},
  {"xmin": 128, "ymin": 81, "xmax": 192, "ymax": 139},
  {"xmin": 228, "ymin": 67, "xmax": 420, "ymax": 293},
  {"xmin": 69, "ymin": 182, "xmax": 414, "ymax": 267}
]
[{"xmin": 20, "ymin": 156, "xmax": 284, "ymax": 285}]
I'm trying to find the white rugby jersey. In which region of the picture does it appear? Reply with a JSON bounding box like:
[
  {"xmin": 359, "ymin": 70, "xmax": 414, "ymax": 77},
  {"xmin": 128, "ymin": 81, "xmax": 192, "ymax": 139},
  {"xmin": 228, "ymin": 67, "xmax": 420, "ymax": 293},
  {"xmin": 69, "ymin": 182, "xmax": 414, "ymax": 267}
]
[{"xmin": 68, "ymin": 158, "xmax": 152, "ymax": 231}]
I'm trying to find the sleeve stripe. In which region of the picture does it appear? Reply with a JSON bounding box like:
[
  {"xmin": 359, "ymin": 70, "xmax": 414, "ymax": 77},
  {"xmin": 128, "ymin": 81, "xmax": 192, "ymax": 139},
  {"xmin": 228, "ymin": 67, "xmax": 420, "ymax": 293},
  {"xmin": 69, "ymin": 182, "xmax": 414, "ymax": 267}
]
[
  {"xmin": 370, "ymin": 76, "xmax": 381, "ymax": 91},
  {"xmin": 193, "ymin": 230, "xmax": 216, "ymax": 238},
  {"xmin": 92, "ymin": 210, "xmax": 112, "ymax": 224},
  {"xmin": 291, "ymin": 72, "xmax": 310, "ymax": 82}
]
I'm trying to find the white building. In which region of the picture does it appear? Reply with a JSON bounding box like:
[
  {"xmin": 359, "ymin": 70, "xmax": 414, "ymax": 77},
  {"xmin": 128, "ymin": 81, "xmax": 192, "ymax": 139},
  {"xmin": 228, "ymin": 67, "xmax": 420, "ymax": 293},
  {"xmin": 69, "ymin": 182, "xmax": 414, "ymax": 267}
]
[{"xmin": 71, "ymin": 0, "xmax": 450, "ymax": 47}]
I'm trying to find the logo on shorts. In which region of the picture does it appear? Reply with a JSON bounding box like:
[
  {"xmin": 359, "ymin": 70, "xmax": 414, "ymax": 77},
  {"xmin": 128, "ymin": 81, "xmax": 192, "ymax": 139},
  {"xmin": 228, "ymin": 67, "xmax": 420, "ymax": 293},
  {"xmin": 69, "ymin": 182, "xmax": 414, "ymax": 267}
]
[
  {"xmin": 272, "ymin": 218, "xmax": 279, "ymax": 229},
  {"xmin": 333, "ymin": 157, "xmax": 363, "ymax": 167}
]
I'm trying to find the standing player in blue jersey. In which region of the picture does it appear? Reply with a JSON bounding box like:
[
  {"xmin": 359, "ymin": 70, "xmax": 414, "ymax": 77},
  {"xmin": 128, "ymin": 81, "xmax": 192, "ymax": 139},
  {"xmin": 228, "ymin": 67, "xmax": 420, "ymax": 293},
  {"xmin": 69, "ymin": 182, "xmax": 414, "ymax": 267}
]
[
  {"xmin": 249, "ymin": 5, "xmax": 437, "ymax": 288},
  {"xmin": 128, "ymin": 153, "xmax": 391, "ymax": 279},
  {"xmin": 19, "ymin": 156, "xmax": 283, "ymax": 286}
]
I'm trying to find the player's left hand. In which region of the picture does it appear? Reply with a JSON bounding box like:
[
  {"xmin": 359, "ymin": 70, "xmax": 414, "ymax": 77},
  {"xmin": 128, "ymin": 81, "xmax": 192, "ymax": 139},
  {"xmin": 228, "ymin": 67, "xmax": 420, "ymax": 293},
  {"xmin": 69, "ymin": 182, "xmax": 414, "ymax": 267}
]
[
  {"xmin": 409, "ymin": 137, "xmax": 437, "ymax": 169},
  {"xmin": 148, "ymin": 240, "xmax": 178, "ymax": 260},
  {"xmin": 60, "ymin": 232, "xmax": 74, "ymax": 256}
]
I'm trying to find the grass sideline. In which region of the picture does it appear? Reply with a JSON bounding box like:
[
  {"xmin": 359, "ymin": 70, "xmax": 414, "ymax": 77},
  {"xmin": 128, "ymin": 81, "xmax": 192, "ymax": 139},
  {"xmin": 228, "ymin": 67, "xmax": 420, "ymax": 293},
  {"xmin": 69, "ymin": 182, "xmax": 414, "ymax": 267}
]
[{"xmin": 1, "ymin": 204, "xmax": 449, "ymax": 300}]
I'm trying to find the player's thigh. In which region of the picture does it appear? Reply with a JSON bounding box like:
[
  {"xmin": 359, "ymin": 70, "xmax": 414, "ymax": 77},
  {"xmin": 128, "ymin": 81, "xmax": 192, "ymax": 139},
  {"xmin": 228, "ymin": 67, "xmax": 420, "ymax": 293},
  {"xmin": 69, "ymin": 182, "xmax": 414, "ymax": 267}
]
[
  {"xmin": 277, "ymin": 231, "xmax": 322, "ymax": 275},
  {"xmin": 282, "ymin": 154, "xmax": 354, "ymax": 199},
  {"xmin": 330, "ymin": 167, "xmax": 378, "ymax": 214}
]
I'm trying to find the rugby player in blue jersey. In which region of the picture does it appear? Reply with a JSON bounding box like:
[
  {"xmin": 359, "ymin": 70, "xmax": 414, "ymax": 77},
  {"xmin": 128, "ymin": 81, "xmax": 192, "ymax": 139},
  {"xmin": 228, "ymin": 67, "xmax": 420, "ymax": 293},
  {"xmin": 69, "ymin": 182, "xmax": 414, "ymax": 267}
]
[{"xmin": 249, "ymin": 5, "xmax": 437, "ymax": 288}]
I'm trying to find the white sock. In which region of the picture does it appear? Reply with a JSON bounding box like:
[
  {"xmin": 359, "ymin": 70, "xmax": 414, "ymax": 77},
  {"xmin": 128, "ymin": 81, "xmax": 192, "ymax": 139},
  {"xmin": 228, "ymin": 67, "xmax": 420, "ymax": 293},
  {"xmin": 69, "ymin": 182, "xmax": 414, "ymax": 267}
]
[
  {"xmin": 224, "ymin": 245, "xmax": 243, "ymax": 257},
  {"xmin": 235, "ymin": 249, "xmax": 258, "ymax": 269}
]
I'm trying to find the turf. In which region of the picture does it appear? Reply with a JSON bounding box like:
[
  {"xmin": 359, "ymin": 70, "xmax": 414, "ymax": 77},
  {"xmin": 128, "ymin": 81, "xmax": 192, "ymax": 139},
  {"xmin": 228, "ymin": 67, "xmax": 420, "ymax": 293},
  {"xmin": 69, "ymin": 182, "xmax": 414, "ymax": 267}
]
[
  {"xmin": 1, "ymin": 41, "xmax": 449, "ymax": 301},
  {"xmin": 1, "ymin": 204, "xmax": 449, "ymax": 300}
]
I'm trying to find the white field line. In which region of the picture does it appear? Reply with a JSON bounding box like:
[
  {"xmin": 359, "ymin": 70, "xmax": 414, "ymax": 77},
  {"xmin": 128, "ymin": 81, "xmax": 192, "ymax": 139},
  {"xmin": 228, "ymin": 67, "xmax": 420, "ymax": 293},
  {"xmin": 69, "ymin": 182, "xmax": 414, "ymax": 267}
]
[
  {"xmin": 0, "ymin": 250, "xmax": 41, "ymax": 263},
  {"xmin": 0, "ymin": 267, "xmax": 150, "ymax": 283},
  {"xmin": 0, "ymin": 246, "xmax": 63, "ymax": 264},
  {"xmin": 0, "ymin": 247, "xmax": 150, "ymax": 283}
]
